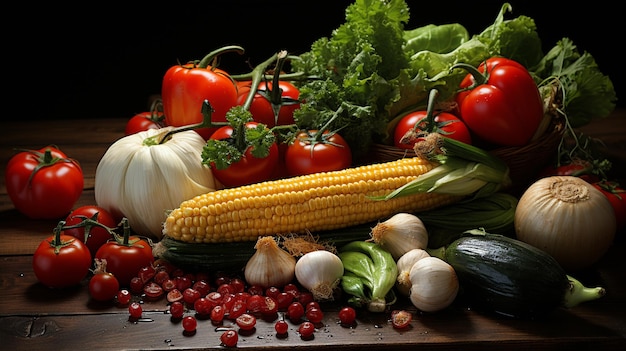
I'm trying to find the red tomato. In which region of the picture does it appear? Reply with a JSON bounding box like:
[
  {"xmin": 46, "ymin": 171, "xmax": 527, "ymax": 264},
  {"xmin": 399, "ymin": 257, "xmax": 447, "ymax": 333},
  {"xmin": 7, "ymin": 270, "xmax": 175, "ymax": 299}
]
[
  {"xmin": 538, "ymin": 160, "xmax": 601, "ymax": 184},
  {"xmin": 237, "ymin": 80, "xmax": 300, "ymax": 127},
  {"xmin": 209, "ymin": 122, "xmax": 279, "ymax": 187},
  {"xmin": 162, "ymin": 61, "xmax": 239, "ymax": 140},
  {"xmin": 390, "ymin": 309, "xmax": 412, "ymax": 329},
  {"xmin": 89, "ymin": 272, "xmax": 120, "ymax": 301},
  {"xmin": 5, "ymin": 146, "xmax": 84, "ymax": 219},
  {"xmin": 455, "ymin": 57, "xmax": 543, "ymax": 147},
  {"xmin": 297, "ymin": 321, "xmax": 315, "ymax": 338},
  {"xmin": 394, "ymin": 111, "xmax": 472, "ymax": 149},
  {"xmin": 285, "ymin": 130, "xmax": 352, "ymax": 177},
  {"xmin": 32, "ymin": 230, "xmax": 92, "ymax": 288},
  {"xmin": 94, "ymin": 230, "xmax": 154, "ymax": 287},
  {"xmin": 220, "ymin": 330, "xmax": 238, "ymax": 347},
  {"xmin": 64, "ymin": 205, "xmax": 118, "ymax": 258},
  {"xmin": 124, "ymin": 111, "xmax": 163, "ymax": 135},
  {"xmin": 338, "ymin": 306, "xmax": 357, "ymax": 325},
  {"xmin": 593, "ymin": 181, "xmax": 626, "ymax": 232},
  {"xmin": 236, "ymin": 313, "xmax": 257, "ymax": 331}
]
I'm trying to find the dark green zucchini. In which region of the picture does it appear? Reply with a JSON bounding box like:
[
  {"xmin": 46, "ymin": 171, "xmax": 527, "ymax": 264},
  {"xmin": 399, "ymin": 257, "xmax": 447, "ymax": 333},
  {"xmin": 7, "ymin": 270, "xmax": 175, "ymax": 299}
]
[
  {"xmin": 429, "ymin": 231, "xmax": 605, "ymax": 319},
  {"xmin": 154, "ymin": 224, "xmax": 372, "ymax": 273}
]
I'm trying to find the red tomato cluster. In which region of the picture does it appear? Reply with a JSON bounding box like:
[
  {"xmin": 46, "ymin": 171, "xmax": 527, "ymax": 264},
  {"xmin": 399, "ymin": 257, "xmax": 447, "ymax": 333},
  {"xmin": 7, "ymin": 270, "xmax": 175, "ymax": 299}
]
[
  {"xmin": 237, "ymin": 80, "xmax": 300, "ymax": 128},
  {"xmin": 64, "ymin": 205, "xmax": 118, "ymax": 257}
]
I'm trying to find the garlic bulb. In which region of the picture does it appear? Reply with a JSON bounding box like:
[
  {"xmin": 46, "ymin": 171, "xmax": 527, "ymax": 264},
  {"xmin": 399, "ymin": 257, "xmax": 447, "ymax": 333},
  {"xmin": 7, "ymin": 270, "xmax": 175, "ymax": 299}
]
[
  {"xmin": 295, "ymin": 250, "xmax": 344, "ymax": 301},
  {"xmin": 515, "ymin": 176, "xmax": 616, "ymax": 271},
  {"xmin": 409, "ymin": 256, "xmax": 459, "ymax": 313},
  {"xmin": 396, "ymin": 248, "xmax": 430, "ymax": 296},
  {"xmin": 371, "ymin": 213, "xmax": 428, "ymax": 260},
  {"xmin": 95, "ymin": 127, "xmax": 217, "ymax": 239},
  {"xmin": 245, "ymin": 236, "xmax": 296, "ymax": 288}
]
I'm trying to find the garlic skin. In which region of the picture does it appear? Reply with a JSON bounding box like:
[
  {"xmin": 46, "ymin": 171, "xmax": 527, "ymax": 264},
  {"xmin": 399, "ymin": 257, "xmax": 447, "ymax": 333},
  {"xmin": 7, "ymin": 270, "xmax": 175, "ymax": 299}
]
[
  {"xmin": 515, "ymin": 176, "xmax": 616, "ymax": 271},
  {"xmin": 95, "ymin": 127, "xmax": 217, "ymax": 239},
  {"xmin": 295, "ymin": 250, "xmax": 344, "ymax": 301},
  {"xmin": 245, "ymin": 236, "xmax": 296, "ymax": 289},
  {"xmin": 409, "ymin": 256, "xmax": 459, "ymax": 313},
  {"xmin": 396, "ymin": 248, "xmax": 430, "ymax": 296},
  {"xmin": 371, "ymin": 213, "xmax": 428, "ymax": 260}
]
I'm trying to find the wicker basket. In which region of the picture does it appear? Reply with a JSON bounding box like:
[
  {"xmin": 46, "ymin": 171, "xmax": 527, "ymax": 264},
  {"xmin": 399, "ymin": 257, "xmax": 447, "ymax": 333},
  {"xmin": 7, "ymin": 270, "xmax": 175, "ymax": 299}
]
[{"xmin": 368, "ymin": 113, "xmax": 565, "ymax": 195}]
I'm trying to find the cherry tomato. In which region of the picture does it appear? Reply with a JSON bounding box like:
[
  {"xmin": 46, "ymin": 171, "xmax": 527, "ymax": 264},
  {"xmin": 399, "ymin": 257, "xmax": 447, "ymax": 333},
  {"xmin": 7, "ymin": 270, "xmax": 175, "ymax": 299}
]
[
  {"xmin": 128, "ymin": 302, "xmax": 143, "ymax": 319},
  {"xmin": 220, "ymin": 330, "xmax": 238, "ymax": 347},
  {"xmin": 211, "ymin": 305, "xmax": 226, "ymax": 323},
  {"xmin": 124, "ymin": 111, "xmax": 164, "ymax": 135},
  {"xmin": 275, "ymin": 319, "xmax": 289, "ymax": 335},
  {"xmin": 236, "ymin": 313, "xmax": 257, "ymax": 331},
  {"xmin": 338, "ymin": 306, "xmax": 357, "ymax": 325},
  {"xmin": 287, "ymin": 302, "xmax": 305, "ymax": 322},
  {"xmin": 116, "ymin": 289, "xmax": 132, "ymax": 305},
  {"xmin": 182, "ymin": 316, "xmax": 197, "ymax": 332},
  {"xmin": 246, "ymin": 294, "xmax": 265, "ymax": 314},
  {"xmin": 390, "ymin": 309, "xmax": 413, "ymax": 329},
  {"xmin": 162, "ymin": 60, "xmax": 239, "ymax": 140},
  {"xmin": 5, "ymin": 146, "xmax": 83, "ymax": 219},
  {"xmin": 306, "ymin": 307, "xmax": 324, "ymax": 324},
  {"xmin": 237, "ymin": 80, "xmax": 300, "ymax": 127},
  {"xmin": 298, "ymin": 321, "xmax": 315, "ymax": 338},
  {"xmin": 32, "ymin": 227, "xmax": 92, "ymax": 288},
  {"xmin": 143, "ymin": 281, "xmax": 164, "ymax": 300},
  {"xmin": 260, "ymin": 296, "xmax": 278, "ymax": 315},
  {"xmin": 94, "ymin": 230, "xmax": 154, "ymax": 288},
  {"xmin": 89, "ymin": 272, "xmax": 120, "ymax": 302},
  {"xmin": 593, "ymin": 181, "xmax": 626, "ymax": 232},
  {"xmin": 64, "ymin": 205, "xmax": 118, "ymax": 258},
  {"xmin": 538, "ymin": 159, "xmax": 601, "ymax": 183},
  {"xmin": 169, "ymin": 301, "xmax": 184, "ymax": 319},
  {"xmin": 209, "ymin": 122, "xmax": 279, "ymax": 187},
  {"xmin": 393, "ymin": 111, "xmax": 472, "ymax": 149},
  {"xmin": 167, "ymin": 289, "xmax": 184, "ymax": 303},
  {"xmin": 285, "ymin": 130, "xmax": 352, "ymax": 177}
]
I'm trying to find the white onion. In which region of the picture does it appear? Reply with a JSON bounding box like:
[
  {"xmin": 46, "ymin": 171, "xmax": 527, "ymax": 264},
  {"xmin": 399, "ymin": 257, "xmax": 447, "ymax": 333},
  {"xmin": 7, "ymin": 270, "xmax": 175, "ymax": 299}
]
[
  {"xmin": 295, "ymin": 250, "xmax": 344, "ymax": 301},
  {"xmin": 514, "ymin": 176, "xmax": 615, "ymax": 271}
]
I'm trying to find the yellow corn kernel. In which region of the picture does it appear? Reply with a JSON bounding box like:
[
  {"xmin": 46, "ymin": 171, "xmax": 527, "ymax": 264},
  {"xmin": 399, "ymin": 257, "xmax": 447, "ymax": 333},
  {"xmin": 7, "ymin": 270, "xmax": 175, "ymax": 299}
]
[{"xmin": 163, "ymin": 157, "xmax": 461, "ymax": 243}]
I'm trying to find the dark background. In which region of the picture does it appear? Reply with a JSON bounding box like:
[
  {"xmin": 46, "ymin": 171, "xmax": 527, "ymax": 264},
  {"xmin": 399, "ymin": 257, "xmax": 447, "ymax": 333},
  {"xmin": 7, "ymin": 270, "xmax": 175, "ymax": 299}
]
[{"xmin": 8, "ymin": 1, "xmax": 624, "ymax": 121}]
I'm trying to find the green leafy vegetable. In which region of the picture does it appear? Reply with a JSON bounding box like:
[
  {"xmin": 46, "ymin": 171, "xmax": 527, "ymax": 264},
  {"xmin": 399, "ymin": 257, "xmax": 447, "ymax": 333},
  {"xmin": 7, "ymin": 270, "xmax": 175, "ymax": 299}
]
[
  {"xmin": 291, "ymin": 0, "xmax": 617, "ymax": 162},
  {"xmin": 531, "ymin": 38, "xmax": 617, "ymax": 128}
]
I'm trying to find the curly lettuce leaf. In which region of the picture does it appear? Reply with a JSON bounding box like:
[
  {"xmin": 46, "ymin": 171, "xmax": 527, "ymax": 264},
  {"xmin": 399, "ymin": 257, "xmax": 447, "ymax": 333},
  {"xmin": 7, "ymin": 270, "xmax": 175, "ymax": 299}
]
[
  {"xmin": 292, "ymin": 0, "xmax": 411, "ymax": 160},
  {"xmin": 531, "ymin": 38, "xmax": 617, "ymax": 127},
  {"xmin": 404, "ymin": 23, "xmax": 470, "ymax": 56},
  {"xmin": 476, "ymin": 3, "xmax": 543, "ymax": 68}
]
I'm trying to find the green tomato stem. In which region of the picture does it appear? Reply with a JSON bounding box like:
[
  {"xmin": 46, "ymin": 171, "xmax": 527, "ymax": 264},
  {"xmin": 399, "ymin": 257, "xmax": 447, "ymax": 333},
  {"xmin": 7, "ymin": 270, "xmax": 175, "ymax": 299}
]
[{"xmin": 197, "ymin": 45, "xmax": 245, "ymax": 69}]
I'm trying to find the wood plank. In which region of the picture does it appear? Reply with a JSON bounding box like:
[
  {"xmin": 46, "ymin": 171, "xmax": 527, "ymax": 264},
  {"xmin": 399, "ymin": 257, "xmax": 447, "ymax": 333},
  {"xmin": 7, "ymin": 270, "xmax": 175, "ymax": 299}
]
[{"xmin": 2, "ymin": 311, "xmax": 625, "ymax": 351}]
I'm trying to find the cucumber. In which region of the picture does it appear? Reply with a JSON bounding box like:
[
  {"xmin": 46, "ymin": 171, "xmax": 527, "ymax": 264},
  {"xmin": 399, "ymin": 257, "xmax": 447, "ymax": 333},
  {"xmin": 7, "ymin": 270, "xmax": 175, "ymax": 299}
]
[{"xmin": 430, "ymin": 232, "xmax": 605, "ymax": 319}]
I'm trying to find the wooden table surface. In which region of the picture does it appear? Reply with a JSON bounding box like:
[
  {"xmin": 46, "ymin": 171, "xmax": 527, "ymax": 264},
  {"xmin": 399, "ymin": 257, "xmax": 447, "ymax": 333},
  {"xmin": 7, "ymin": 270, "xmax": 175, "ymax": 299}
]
[{"xmin": 1, "ymin": 111, "xmax": 625, "ymax": 350}]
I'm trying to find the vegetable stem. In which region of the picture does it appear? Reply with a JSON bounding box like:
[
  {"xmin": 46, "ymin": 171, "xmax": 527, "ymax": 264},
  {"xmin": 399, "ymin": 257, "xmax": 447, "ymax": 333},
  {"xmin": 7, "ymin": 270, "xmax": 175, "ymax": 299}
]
[
  {"xmin": 563, "ymin": 275, "xmax": 606, "ymax": 308},
  {"xmin": 197, "ymin": 45, "xmax": 245, "ymax": 69}
]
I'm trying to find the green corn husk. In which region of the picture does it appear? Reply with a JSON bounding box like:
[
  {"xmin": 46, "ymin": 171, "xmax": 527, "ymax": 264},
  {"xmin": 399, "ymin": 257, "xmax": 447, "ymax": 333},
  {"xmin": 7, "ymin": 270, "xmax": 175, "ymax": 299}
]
[
  {"xmin": 374, "ymin": 133, "xmax": 511, "ymax": 201},
  {"xmin": 418, "ymin": 192, "xmax": 518, "ymax": 248}
]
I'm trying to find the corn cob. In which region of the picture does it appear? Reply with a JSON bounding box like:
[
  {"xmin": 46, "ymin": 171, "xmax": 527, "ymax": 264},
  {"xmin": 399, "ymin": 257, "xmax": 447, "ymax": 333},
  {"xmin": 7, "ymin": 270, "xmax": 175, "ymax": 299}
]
[{"xmin": 163, "ymin": 157, "xmax": 461, "ymax": 243}]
